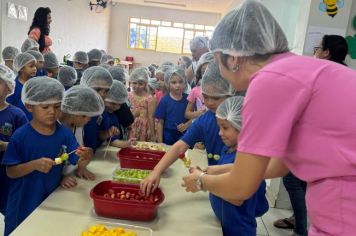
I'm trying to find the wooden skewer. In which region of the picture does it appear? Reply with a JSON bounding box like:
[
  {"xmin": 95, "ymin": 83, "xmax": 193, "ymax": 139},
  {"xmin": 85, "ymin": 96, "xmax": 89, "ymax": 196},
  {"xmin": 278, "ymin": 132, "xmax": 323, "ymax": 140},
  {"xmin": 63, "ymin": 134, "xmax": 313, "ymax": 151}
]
[{"xmin": 103, "ymin": 136, "xmax": 112, "ymax": 159}]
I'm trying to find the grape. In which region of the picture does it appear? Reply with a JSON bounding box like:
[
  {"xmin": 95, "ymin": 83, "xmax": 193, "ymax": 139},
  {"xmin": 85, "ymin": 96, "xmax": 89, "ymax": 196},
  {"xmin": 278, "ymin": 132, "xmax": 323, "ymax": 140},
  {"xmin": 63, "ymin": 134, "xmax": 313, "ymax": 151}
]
[{"xmin": 113, "ymin": 169, "xmax": 150, "ymax": 184}]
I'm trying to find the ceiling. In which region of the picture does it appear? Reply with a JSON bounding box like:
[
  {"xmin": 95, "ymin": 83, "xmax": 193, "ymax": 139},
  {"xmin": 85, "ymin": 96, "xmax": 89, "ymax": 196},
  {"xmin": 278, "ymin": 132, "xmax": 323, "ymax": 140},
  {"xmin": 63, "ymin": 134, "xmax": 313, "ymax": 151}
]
[{"xmin": 111, "ymin": 0, "xmax": 238, "ymax": 13}]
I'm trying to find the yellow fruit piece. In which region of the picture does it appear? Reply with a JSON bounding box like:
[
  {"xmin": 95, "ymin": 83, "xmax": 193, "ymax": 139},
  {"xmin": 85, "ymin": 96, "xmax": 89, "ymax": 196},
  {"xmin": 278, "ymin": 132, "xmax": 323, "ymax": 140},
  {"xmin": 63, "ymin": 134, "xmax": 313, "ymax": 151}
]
[
  {"xmin": 54, "ymin": 158, "xmax": 62, "ymax": 165},
  {"xmin": 82, "ymin": 225, "xmax": 137, "ymax": 236},
  {"xmin": 61, "ymin": 153, "xmax": 69, "ymax": 161}
]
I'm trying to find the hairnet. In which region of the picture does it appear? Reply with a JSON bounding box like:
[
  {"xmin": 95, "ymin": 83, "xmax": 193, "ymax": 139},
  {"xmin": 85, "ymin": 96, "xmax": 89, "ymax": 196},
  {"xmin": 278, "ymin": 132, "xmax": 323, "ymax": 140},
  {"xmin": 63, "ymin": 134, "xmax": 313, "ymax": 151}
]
[
  {"xmin": 148, "ymin": 77, "xmax": 160, "ymax": 90},
  {"xmin": 129, "ymin": 67, "xmax": 149, "ymax": 83},
  {"xmin": 61, "ymin": 85, "xmax": 104, "ymax": 117},
  {"xmin": 109, "ymin": 66, "xmax": 128, "ymax": 83},
  {"xmin": 164, "ymin": 65, "xmax": 186, "ymax": 86},
  {"xmin": 43, "ymin": 52, "xmax": 59, "ymax": 69},
  {"xmin": 2, "ymin": 46, "xmax": 19, "ymax": 61},
  {"xmin": 190, "ymin": 36, "xmax": 209, "ymax": 50},
  {"xmin": 100, "ymin": 54, "xmax": 114, "ymax": 64},
  {"xmin": 196, "ymin": 52, "xmax": 214, "ymax": 79},
  {"xmin": 21, "ymin": 38, "xmax": 39, "ymax": 52},
  {"xmin": 201, "ymin": 60, "xmax": 234, "ymax": 97},
  {"xmin": 155, "ymin": 64, "xmax": 172, "ymax": 75},
  {"xmin": 209, "ymin": 0, "xmax": 288, "ymax": 57},
  {"xmin": 179, "ymin": 56, "xmax": 192, "ymax": 69},
  {"xmin": 87, "ymin": 49, "xmax": 103, "ymax": 62},
  {"xmin": 21, "ymin": 76, "xmax": 64, "ymax": 105},
  {"xmin": 27, "ymin": 50, "xmax": 44, "ymax": 62},
  {"xmin": 58, "ymin": 66, "xmax": 77, "ymax": 87},
  {"xmin": 105, "ymin": 80, "xmax": 128, "ymax": 104},
  {"xmin": 13, "ymin": 52, "xmax": 36, "ymax": 73},
  {"xmin": 161, "ymin": 61, "xmax": 174, "ymax": 67},
  {"xmin": 216, "ymin": 96, "xmax": 244, "ymax": 130},
  {"xmin": 148, "ymin": 65, "xmax": 156, "ymax": 75},
  {"xmin": 0, "ymin": 65, "xmax": 16, "ymax": 96},
  {"xmin": 80, "ymin": 66, "xmax": 113, "ymax": 88},
  {"xmin": 99, "ymin": 63, "xmax": 111, "ymax": 70},
  {"xmin": 72, "ymin": 51, "xmax": 89, "ymax": 64}
]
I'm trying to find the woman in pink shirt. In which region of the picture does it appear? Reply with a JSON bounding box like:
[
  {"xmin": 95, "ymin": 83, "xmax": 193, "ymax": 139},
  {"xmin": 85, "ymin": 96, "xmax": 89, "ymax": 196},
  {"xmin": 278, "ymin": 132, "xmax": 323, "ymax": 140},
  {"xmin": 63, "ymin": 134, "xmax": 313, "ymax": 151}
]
[
  {"xmin": 28, "ymin": 7, "xmax": 52, "ymax": 53},
  {"xmin": 182, "ymin": 1, "xmax": 356, "ymax": 235}
]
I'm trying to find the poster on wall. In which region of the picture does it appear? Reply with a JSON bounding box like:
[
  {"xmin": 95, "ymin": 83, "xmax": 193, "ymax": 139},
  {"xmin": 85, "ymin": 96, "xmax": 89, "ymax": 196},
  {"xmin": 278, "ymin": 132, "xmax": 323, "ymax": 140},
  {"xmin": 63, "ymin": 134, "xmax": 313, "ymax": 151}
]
[
  {"xmin": 304, "ymin": 25, "xmax": 346, "ymax": 55},
  {"xmin": 318, "ymin": 0, "xmax": 344, "ymax": 18},
  {"xmin": 18, "ymin": 5, "xmax": 28, "ymax": 21},
  {"xmin": 7, "ymin": 2, "xmax": 17, "ymax": 19}
]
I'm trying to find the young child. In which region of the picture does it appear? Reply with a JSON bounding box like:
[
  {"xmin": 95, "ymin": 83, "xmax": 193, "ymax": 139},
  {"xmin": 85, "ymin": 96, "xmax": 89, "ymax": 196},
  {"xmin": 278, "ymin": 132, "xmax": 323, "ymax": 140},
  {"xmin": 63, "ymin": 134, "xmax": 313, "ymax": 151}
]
[
  {"xmin": 7, "ymin": 52, "xmax": 37, "ymax": 120},
  {"xmin": 20, "ymin": 38, "xmax": 39, "ymax": 52},
  {"xmin": 141, "ymin": 60, "xmax": 232, "ymax": 195},
  {"xmin": 87, "ymin": 49, "xmax": 103, "ymax": 67},
  {"xmin": 185, "ymin": 52, "xmax": 214, "ymax": 120},
  {"xmin": 26, "ymin": 50, "xmax": 46, "ymax": 76},
  {"xmin": 154, "ymin": 65, "xmax": 172, "ymax": 104},
  {"xmin": 80, "ymin": 66, "xmax": 113, "ymax": 153},
  {"xmin": 43, "ymin": 52, "xmax": 59, "ymax": 78},
  {"xmin": 105, "ymin": 80, "xmax": 136, "ymax": 147},
  {"xmin": 128, "ymin": 67, "xmax": 155, "ymax": 141},
  {"xmin": 154, "ymin": 66, "xmax": 190, "ymax": 145},
  {"xmin": 0, "ymin": 65, "xmax": 28, "ymax": 216},
  {"xmin": 72, "ymin": 51, "xmax": 89, "ymax": 81},
  {"xmin": 2, "ymin": 46, "xmax": 19, "ymax": 71},
  {"xmin": 57, "ymin": 65, "xmax": 78, "ymax": 90},
  {"xmin": 100, "ymin": 54, "xmax": 115, "ymax": 66},
  {"xmin": 2, "ymin": 77, "xmax": 91, "ymax": 236},
  {"xmin": 203, "ymin": 96, "xmax": 269, "ymax": 236}
]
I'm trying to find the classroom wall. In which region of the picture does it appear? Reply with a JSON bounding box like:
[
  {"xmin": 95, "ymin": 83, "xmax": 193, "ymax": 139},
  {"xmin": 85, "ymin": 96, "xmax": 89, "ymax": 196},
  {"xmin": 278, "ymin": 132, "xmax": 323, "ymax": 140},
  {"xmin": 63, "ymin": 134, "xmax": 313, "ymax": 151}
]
[
  {"xmin": 108, "ymin": 3, "xmax": 221, "ymax": 66},
  {"xmin": 0, "ymin": 0, "xmax": 111, "ymax": 62}
]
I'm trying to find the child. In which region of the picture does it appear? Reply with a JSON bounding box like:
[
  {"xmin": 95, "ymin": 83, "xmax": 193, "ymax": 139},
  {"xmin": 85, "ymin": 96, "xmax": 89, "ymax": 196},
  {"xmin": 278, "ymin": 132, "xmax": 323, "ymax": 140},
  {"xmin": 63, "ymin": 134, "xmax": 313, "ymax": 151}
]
[
  {"xmin": 72, "ymin": 51, "xmax": 89, "ymax": 80},
  {"xmin": 80, "ymin": 66, "xmax": 113, "ymax": 153},
  {"xmin": 105, "ymin": 80, "xmax": 136, "ymax": 147},
  {"xmin": 203, "ymin": 96, "xmax": 269, "ymax": 236},
  {"xmin": 43, "ymin": 52, "xmax": 59, "ymax": 78},
  {"xmin": 59, "ymin": 85, "xmax": 105, "ymax": 181},
  {"xmin": 2, "ymin": 77, "xmax": 91, "ymax": 236},
  {"xmin": 109, "ymin": 65, "xmax": 128, "ymax": 84},
  {"xmin": 128, "ymin": 67, "xmax": 155, "ymax": 141},
  {"xmin": 2, "ymin": 46, "xmax": 19, "ymax": 70},
  {"xmin": 0, "ymin": 65, "xmax": 28, "ymax": 216},
  {"xmin": 154, "ymin": 66, "xmax": 190, "ymax": 145},
  {"xmin": 141, "ymin": 60, "xmax": 232, "ymax": 195},
  {"xmin": 100, "ymin": 54, "xmax": 115, "ymax": 66},
  {"xmin": 58, "ymin": 65, "xmax": 78, "ymax": 90},
  {"xmin": 185, "ymin": 52, "xmax": 214, "ymax": 120},
  {"xmin": 27, "ymin": 50, "xmax": 46, "ymax": 76},
  {"xmin": 87, "ymin": 49, "xmax": 103, "ymax": 67},
  {"xmin": 154, "ymin": 65, "xmax": 172, "ymax": 104},
  {"xmin": 20, "ymin": 38, "xmax": 39, "ymax": 52},
  {"xmin": 7, "ymin": 52, "xmax": 37, "ymax": 120}
]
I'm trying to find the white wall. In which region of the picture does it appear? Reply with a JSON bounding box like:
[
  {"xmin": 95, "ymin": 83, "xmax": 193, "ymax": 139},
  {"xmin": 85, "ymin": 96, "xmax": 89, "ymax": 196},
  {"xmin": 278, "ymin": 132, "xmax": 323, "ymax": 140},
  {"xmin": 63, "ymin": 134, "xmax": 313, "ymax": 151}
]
[
  {"xmin": 108, "ymin": 3, "xmax": 221, "ymax": 66},
  {"xmin": 0, "ymin": 0, "xmax": 111, "ymax": 62},
  {"xmin": 345, "ymin": 0, "xmax": 356, "ymax": 69}
]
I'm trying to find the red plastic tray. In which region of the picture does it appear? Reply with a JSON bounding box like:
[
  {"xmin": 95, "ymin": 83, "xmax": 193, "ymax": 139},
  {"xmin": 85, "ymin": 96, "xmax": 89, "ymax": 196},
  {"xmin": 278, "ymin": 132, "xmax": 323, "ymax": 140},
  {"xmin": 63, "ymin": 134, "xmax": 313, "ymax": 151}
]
[
  {"xmin": 90, "ymin": 181, "xmax": 164, "ymax": 221},
  {"xmin": 117, "ymin": 147, "xmax": 166, "ymax": 170}
]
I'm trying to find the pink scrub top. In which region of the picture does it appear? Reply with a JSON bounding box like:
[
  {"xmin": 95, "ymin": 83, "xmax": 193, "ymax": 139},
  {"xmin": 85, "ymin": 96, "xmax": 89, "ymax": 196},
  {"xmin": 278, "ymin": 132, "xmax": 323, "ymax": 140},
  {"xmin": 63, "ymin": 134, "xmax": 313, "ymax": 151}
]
[{"xmin": 28, "ymin": 28, "xmax": 52, "ymax": 53}]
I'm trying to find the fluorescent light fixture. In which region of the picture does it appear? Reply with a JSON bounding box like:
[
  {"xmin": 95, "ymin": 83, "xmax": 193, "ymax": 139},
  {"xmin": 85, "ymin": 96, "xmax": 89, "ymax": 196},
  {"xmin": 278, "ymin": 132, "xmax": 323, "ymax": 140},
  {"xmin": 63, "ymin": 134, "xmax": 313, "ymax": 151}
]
[{"xmin": 143, "ymin": 0, "xmax": 186, "ymax": 8}]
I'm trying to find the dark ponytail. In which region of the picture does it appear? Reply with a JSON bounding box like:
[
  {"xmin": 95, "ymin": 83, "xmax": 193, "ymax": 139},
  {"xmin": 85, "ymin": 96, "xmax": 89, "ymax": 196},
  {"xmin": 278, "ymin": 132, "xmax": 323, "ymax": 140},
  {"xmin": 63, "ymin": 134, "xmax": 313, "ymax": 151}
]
[{"xmin": 28, "ymin": 7, "xmax": 51, "ymax": 52}]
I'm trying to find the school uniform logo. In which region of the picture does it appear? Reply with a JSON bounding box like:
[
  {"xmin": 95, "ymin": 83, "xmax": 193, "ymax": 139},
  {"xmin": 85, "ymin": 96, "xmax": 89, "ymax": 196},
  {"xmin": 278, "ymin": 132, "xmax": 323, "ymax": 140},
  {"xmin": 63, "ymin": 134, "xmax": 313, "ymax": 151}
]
[{"xmin": 0, "ymin": 123, "xmax": 13, "ymax": 136}]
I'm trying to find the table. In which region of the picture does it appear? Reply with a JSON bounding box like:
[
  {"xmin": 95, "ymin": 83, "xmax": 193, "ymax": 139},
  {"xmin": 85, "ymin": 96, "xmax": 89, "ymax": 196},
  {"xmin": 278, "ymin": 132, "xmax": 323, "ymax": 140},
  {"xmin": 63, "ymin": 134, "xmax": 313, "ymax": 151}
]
[{"xmin": 11, "ymin": 147, "xmax": 223, "ymax": 236}]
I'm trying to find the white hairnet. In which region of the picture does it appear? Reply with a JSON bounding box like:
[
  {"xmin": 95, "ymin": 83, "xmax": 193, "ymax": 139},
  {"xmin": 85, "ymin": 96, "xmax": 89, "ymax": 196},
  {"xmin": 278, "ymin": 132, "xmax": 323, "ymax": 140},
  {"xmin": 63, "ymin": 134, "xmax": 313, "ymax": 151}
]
[
  {"xmin": 164, "ymin": 65, "xmax": 186, "ymax": 86},
  {"xmin": 100, "ymin": 54, "xmax": 114, "ymax": 64},
  {"xmin": 87, "ymin": 49, "xmax": 103, "ymax": 62},
  {"xmin": 80, "ymin": 66, "xmax": 113, "ymax": 88},
  {"xmin": 109, "ymin": 66, "xmax": 128, "ymax": 83},
  {"xmin": 13, "ymin": 52, "xmax": 36, "ymax": 73},
  {"xmin": 0, "ymin": 65, "xmax": 16, "ymax": 96},
  {"xmin": 201, "ymin": 60, "xmax": 234, "ymax": 97},
  {"xmin": 161, "ymin": 61, "xmax": 174, "ymax": 67},
  {"xmin": 43, "ymin": 52, "xmax": 59, "ymax": 69},
  {"xmin": 216, "ymin": 96, "xmax": 244, "ymax": 130},
  {"xmin": 196, "ymin": 52, "xmax": 214, "ymax": 79},
  {"xmin": 72, "ymin": 51, "xmax": 89, "ymax": 64},
  {"xmin": 27, "ymin": 50, "xmax": 44, "ymax": 62},
  {"xmin": 99, "ymin": 63, "xmax": 111, "ymax": 70},
  {"xmin": 105, "ymin": 80, "xmax": 128, "ymax": 104},
  {"xmin": 148, "ymin": 77, "xmax": 160, "ymax": 90},
  {"xmin": 61, "ymin": 85, "xmax": 104, "ymax": 117},
  {"xmin": 21, "ymin": 38, "xmax": 39, "ymax": 52},
  {"xmin": 129, "ymin": 67, "xmax": 150, "ymax": 83},
  {"xmin": 209, "ymin": 0, "xmax": 288, "ymax": 57},
  {"xmin": 190, "ymin": 36, "xmax": 209, "ymax": 50},
  {"xmin": 155, "ymin": 64, "xmax": 173, "ymax": 76},
  {"xmin": 2, "ymin": 46, "xmax": 19, "ymax": 61},
  {"xmin": 21, "ymin": 76, "xmax": 64, "ymax": 105},
  {"xmin": 58, "ymin": 66, "xmax": 77, "ymax": 87}
]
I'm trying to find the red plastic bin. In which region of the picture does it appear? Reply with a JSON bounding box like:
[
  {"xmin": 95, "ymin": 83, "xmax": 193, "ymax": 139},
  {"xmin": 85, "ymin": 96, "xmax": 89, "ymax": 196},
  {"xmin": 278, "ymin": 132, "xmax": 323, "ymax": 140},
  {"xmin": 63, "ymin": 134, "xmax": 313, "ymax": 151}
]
[
  {"xmin": 117, "ymin": 147, "xmax": 165, "ymax": 170},
  {"xmin": 90, "ymin": 181, "xmax": 164, "ymax": 221}
]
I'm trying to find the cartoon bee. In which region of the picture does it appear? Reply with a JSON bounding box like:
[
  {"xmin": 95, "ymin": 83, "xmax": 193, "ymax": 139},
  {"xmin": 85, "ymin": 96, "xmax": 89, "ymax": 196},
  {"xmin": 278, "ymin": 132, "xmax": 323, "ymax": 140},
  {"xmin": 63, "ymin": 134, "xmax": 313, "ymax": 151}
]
[{"xmin": 319, "ymin": 0, "xmax": 344, "ymax": 18}]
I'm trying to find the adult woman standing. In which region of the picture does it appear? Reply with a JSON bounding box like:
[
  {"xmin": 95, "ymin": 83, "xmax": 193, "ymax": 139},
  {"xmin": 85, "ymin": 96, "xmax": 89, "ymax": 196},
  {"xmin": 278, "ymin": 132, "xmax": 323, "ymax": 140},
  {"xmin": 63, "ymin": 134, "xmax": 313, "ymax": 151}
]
[
  {"xmin": 182, "ymin": 1, "xmax": 356, "ymax": 235},
  {"xmin": 28, "ymin": 7, "xmax": 52, "ymax": 53}
]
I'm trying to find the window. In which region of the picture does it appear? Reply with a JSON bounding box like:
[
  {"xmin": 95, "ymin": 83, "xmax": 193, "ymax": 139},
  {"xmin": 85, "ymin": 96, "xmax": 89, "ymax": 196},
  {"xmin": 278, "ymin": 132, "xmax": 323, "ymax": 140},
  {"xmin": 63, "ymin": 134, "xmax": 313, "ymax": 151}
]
[{"xmin": 128, "ymin": 17, "xmax": 214, "ymax": 54}]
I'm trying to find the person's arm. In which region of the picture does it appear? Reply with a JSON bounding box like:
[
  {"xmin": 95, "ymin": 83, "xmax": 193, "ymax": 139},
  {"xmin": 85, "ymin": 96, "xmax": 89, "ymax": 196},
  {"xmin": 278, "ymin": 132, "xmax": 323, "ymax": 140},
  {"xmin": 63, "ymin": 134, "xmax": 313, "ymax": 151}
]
[
  {"xmin": 7, "ymin": 158, "xmax": 55, "ymax": 178},
  {"xmin": 156, "ymin": 119, "xmax": 164, "ymax": 143},
  {"xmin": 185, "ymin": 102, "xmax": 203, "ymax": 120},
  {"xmin": 110, "ymin": 138, "xmax": 136, "ymax": 148},
  {"xmin": 147, "ymin": 96, "xmax": 156, "ymax": 141},
  {"xmin": 28, "ymin": 28, "xmax": 40, "ymax": 41},
  {"xmin": 264, "ymin": 157, "xmax": 289, "ymax": 179},
  {"xmin": 204, "ymin": 164, "xmax": 234, "ymax": 175}
]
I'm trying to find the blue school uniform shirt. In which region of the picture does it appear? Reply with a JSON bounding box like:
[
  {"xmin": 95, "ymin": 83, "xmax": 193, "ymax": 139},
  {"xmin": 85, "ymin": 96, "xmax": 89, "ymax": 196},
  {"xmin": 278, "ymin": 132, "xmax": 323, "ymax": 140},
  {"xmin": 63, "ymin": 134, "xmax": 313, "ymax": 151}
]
[
  {"xmin": 209, "ymin": 146, "xmax": 269, "ymax": 236},
  {"xmin": 0, "ymin": 105, "xmax": 28, "ymax": 214},
  {"xmin": 83, "ymin": 111, "xmax": 111, "ymax": 153},
  {"xmin": 6, "ymin": 78, "xmax": 32, "ymax": 120},
  {"xmin": 106, "ymin": 111, "xmax": 121, "ymax": 141},
  {"xmin": 2, "ymin": 122, "xmax": 79, "ymax": 236},
  {"xmin": 181, "ymin": 110, "xmax": 224, "ymax": 165},
  {"xmin": 35, "ymin": 69, "xmax": 46, "ymax": 77},
  {"xmin": 154, "ymin": 93, "xmax": 188, "ymax": 145}
]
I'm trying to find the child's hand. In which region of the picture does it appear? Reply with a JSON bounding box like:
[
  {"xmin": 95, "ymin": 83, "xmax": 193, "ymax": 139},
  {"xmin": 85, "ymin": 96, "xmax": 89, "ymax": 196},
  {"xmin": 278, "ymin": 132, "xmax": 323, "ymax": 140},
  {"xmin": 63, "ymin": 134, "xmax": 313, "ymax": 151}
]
[
  {"xmin": 126, "ymin": 138, "xmax": 137, "ymax": 147},
  {"xmin": 0, "ymin": 141, "xmax": 7, "ymax": 152},
  {"xmin": 177, "ymin": 123, "xmax": 189, "ymax": 133},
  {"xmin": 76, "ymin": 167, "xmax": 95, "ymax": 180},
  {"xmin": 32, "ymin": 158, "xmax": 55, "ymax": 173},
  {"xmin": 76, "ymin": 146, "xmax": 93, "ymax": 163},
  {"xmin": 61, "ymin": 176, "xmax": 77, "ymax": 189},
  {"xmin": 140, "ymin": 170, "xmax": 161, "ymax": 197},
  {"xmin": 109, "ymin": 126, "xmax": 120, "ymax": 137}
]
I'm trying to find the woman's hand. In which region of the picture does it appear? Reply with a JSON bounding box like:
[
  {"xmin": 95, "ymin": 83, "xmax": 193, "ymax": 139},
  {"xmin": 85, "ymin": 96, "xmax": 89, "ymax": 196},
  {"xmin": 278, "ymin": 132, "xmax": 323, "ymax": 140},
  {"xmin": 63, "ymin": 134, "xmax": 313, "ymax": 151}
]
[
  {"xmin": 76, "ymin": 166, "xmax": 95, "ymax": 180},
  {"xmin": 61, "ymin": 176, "xmax": 77, "ymax": 189},
  {"xmin": 182, "ymin": 168, "xmax": 203, "ymax": 193}
]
